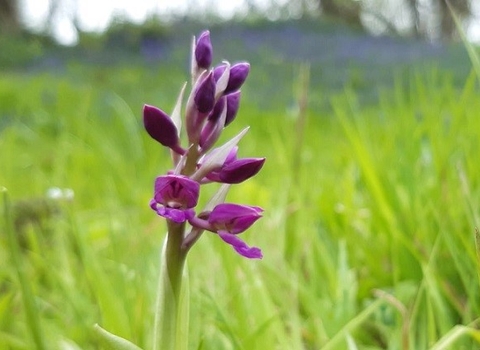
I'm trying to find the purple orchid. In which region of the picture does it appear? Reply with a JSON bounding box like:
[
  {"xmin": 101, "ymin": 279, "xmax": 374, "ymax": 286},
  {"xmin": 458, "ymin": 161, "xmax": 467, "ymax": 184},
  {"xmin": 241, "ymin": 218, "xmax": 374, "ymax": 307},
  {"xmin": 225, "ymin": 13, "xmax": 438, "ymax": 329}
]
[
  {"xmin": 189, "ymin": 204, "xmax": 263, "ymax": 259},
  {"xmin": 150, "ymin": 175, "xmax": 200, "ymax": 223},
  {"xmin": 144, "ymin": 30, "xmax": 264, "ymax": 259},
  {"xmin": 96, "ymin": 27, "xmax": 268, "ymax": 350}
]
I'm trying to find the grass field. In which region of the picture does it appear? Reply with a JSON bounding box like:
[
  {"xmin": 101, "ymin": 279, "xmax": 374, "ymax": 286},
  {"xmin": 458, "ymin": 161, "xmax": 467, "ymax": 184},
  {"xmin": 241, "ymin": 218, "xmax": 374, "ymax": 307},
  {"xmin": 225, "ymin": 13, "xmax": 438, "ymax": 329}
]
[{"xmin": 1, "ymin": 27, "xmax": 480, "ymax": 349}]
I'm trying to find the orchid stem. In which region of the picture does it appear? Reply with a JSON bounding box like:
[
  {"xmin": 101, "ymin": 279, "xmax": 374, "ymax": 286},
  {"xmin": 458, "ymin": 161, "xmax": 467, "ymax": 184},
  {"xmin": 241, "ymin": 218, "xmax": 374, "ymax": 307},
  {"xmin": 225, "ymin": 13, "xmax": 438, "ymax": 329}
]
[{"xmin": 153, "ymin": 221, "xmax": 188, "ymax": 350}]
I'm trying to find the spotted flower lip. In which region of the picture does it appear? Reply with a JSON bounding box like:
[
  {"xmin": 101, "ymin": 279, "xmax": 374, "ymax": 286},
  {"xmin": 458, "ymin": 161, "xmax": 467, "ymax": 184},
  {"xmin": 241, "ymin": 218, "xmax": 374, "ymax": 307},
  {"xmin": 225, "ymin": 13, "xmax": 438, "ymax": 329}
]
[{"xmin": 151, "ymin": 175, "xmax": 200, "ymax": 223}]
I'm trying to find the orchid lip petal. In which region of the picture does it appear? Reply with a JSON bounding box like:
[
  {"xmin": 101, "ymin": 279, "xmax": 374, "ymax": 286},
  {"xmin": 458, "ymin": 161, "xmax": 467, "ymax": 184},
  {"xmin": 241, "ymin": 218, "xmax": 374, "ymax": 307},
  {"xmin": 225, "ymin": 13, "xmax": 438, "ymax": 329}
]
[
  {"xmin": 218, "ymin": 231, "xmax": 263, "ymax": 259},
  {"xmin": 158, "ymin": 207, "xmax": 195, "ymax": 223}
]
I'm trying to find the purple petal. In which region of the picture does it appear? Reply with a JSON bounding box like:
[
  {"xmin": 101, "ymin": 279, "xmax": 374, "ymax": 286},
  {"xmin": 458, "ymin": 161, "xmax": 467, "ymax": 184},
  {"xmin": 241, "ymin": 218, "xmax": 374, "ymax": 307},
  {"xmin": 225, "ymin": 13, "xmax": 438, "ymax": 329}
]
[
  {"xmin": 204, "ymin": 147, "xmax": 237, "ymax": 182},
  {"xmin": 225, "ymin": 62, "xmax": 250, "ymax": 94},
  {"xmin": 194, "ymin": 72, "xmax": 216, "ymax": 114},
  {"xmin": 157, "ymin": 207, "xmax": 195, "ymax": 223},
  {"xmin": 150, "ymin": 198, "xmax": 157, "ymax": 211},
  {"xmin": 218, "ymin": 231, "xmax": 263, "ymax": 259},
  {"xmin": 209, "ymin": 203, "xmax": 263, "ymax": 234},
  {"xmin": 208, "ymin": 97, "xmax": 226, "ymax": 122},
  {"xmin": 218, "ymin": 157, "xmax": 265, "ymax": 184},
  {"xmin": 143, "ymin": 104, "xmax": 179, "ymax": 148},
  {"xmin": 200, "ymin": 98, "xmax": 227, "ymax": 152},
  {"xmin": 195, "ymin": 30, "xmax": 212, "ymax": 69},
  {"xmin": 213, "ymin": 64, "xmax": 227, "ymax": 82},
  {"xmin": 225, "ymin": 91, "xmax": 241, "ymax": 126},
  {"xmin": 154, "ymin": 175, "xmax": 200, "ymax": 208},
  {"xmin": 225, "ymin": 146, "xmax": 239, "ymax": 164}
]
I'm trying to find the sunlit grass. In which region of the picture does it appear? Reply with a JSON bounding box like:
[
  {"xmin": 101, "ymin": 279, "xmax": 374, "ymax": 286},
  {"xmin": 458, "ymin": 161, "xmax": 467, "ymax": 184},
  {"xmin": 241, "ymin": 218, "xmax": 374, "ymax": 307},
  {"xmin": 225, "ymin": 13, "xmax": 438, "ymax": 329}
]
[{"xmin": 1, "ymin": 58, "xmax": 480, "ymax": 349}]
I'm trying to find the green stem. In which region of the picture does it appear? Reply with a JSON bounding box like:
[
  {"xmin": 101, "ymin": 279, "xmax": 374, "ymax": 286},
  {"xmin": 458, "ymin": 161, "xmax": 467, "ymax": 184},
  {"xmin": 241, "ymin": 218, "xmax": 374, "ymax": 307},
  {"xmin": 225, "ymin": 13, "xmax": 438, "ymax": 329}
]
[
  {"xmin": 153, "ymin": 220, "xmax": 189, "ymax": 350},
  {"xmin": 182, "ymin": 145, "xmax": 200, "ymax": 176}
]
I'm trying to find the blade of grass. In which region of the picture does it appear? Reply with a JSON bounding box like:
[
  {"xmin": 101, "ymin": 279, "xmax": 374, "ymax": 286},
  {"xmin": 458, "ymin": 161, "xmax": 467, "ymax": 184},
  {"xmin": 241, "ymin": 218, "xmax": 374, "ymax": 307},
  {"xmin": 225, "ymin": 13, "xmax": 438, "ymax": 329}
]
[
  {"xmin": 321, "ymin": 299, "xmax": 384, "ymax": 350},
  {"xmin": 2, "ymin": 187, "xmax": 46, "ymax": 349},
  {"xmin": 446, "ymin": 0, "xmax": 480, "ymax": 80},
  {"xmin": 429, "ymin": 323, "xmax": 480, "ymax": 350}
]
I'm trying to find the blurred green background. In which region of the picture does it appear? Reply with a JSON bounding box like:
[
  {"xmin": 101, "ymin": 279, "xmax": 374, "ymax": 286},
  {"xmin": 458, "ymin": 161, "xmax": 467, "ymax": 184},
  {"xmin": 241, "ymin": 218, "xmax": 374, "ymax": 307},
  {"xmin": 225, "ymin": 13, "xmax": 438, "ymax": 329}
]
[{"xmin": 1, "ymin": 0, "xmax": 480, "ymax": 349}]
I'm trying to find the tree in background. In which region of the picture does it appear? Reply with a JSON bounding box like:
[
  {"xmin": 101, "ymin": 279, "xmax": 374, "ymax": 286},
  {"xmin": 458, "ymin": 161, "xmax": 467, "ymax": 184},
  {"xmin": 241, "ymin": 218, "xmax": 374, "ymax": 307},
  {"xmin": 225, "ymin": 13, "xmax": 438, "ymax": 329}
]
[
  {"xmin": 0, "ymin": 0, "xmax": 475, "ymax": 44},
  {"xmin": 437, "ymin": 0, "xmax": 471, "ymax": 40},
  {"xmin": 316, "ymin": 0, "xmax": 472, "ymax": 41},
  {"xmin": 319, "ymin": 0, "xmax": 363, "ymax": 28},
  {"xmin": 0, "ymin": 0, "xmax": 20, "ymax": 35}
]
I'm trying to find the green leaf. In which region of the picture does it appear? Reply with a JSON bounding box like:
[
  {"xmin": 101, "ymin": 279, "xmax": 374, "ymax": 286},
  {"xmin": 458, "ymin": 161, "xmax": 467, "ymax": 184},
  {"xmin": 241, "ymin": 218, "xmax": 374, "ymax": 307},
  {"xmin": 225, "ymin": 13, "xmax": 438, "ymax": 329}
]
[{"xmin": 93, "ymin": 324, "xmax": 143, "ymax": 350}]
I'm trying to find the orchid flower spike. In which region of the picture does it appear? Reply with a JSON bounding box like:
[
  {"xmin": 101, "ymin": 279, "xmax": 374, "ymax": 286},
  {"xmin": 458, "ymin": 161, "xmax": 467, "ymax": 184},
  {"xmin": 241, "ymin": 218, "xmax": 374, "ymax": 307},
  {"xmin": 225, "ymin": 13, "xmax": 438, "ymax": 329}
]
[{"xmin": 145, "ymin": 29, "xmax": 264, "ymax": 259}]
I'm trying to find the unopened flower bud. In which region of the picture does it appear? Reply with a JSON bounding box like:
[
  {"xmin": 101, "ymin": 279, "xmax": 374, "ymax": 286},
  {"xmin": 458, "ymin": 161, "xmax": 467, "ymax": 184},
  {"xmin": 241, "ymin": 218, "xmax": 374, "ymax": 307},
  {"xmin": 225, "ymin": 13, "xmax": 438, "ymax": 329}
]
[
  {"xmin": 209, "ymin": 97, "xmax": 226, "ymax": 122},
  {"xmin": 195, "ymin": 30, "xmax": 213, "ymax": 69},
  {"xmin": 194, "ymin": 71, "xmax": 216, "ymax": 114},
  {"xmin": 225, "ymin": 91, "xmax": 241, "ymax": 126},
  {"xmin": 213, "ymin": 64, "xmax": 227, "ymax": 82},
  {"xmin": 199, "ymin": 97, "xmax": 226, "ymax": 152},
  {"xmin": 218, "ymin": 157, "xmax": 265, "ymax": 184},
  {"xmin": 225, "ymin": 62, "xmax": 250, "ymax": 94},
  {"xmin": 143, "ymin": 104, "xmax": 184, "ymax": 154}
]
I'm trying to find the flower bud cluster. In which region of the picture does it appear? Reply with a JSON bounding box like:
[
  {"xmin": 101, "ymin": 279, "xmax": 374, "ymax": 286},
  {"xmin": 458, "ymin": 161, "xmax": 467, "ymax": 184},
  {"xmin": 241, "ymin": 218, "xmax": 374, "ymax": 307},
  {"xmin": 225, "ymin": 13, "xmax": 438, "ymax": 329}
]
[{"xmin": 144, "ymin": 31, "xmax": 265, "ymax": 259}]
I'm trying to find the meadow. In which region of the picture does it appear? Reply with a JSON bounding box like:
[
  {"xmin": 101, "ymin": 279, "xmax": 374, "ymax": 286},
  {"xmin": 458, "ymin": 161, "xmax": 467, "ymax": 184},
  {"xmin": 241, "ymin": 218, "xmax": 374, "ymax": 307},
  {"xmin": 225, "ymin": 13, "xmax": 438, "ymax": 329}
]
[{"xmin": 1, "ymin": 26, "xmax": 480, "ymax": 349}]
